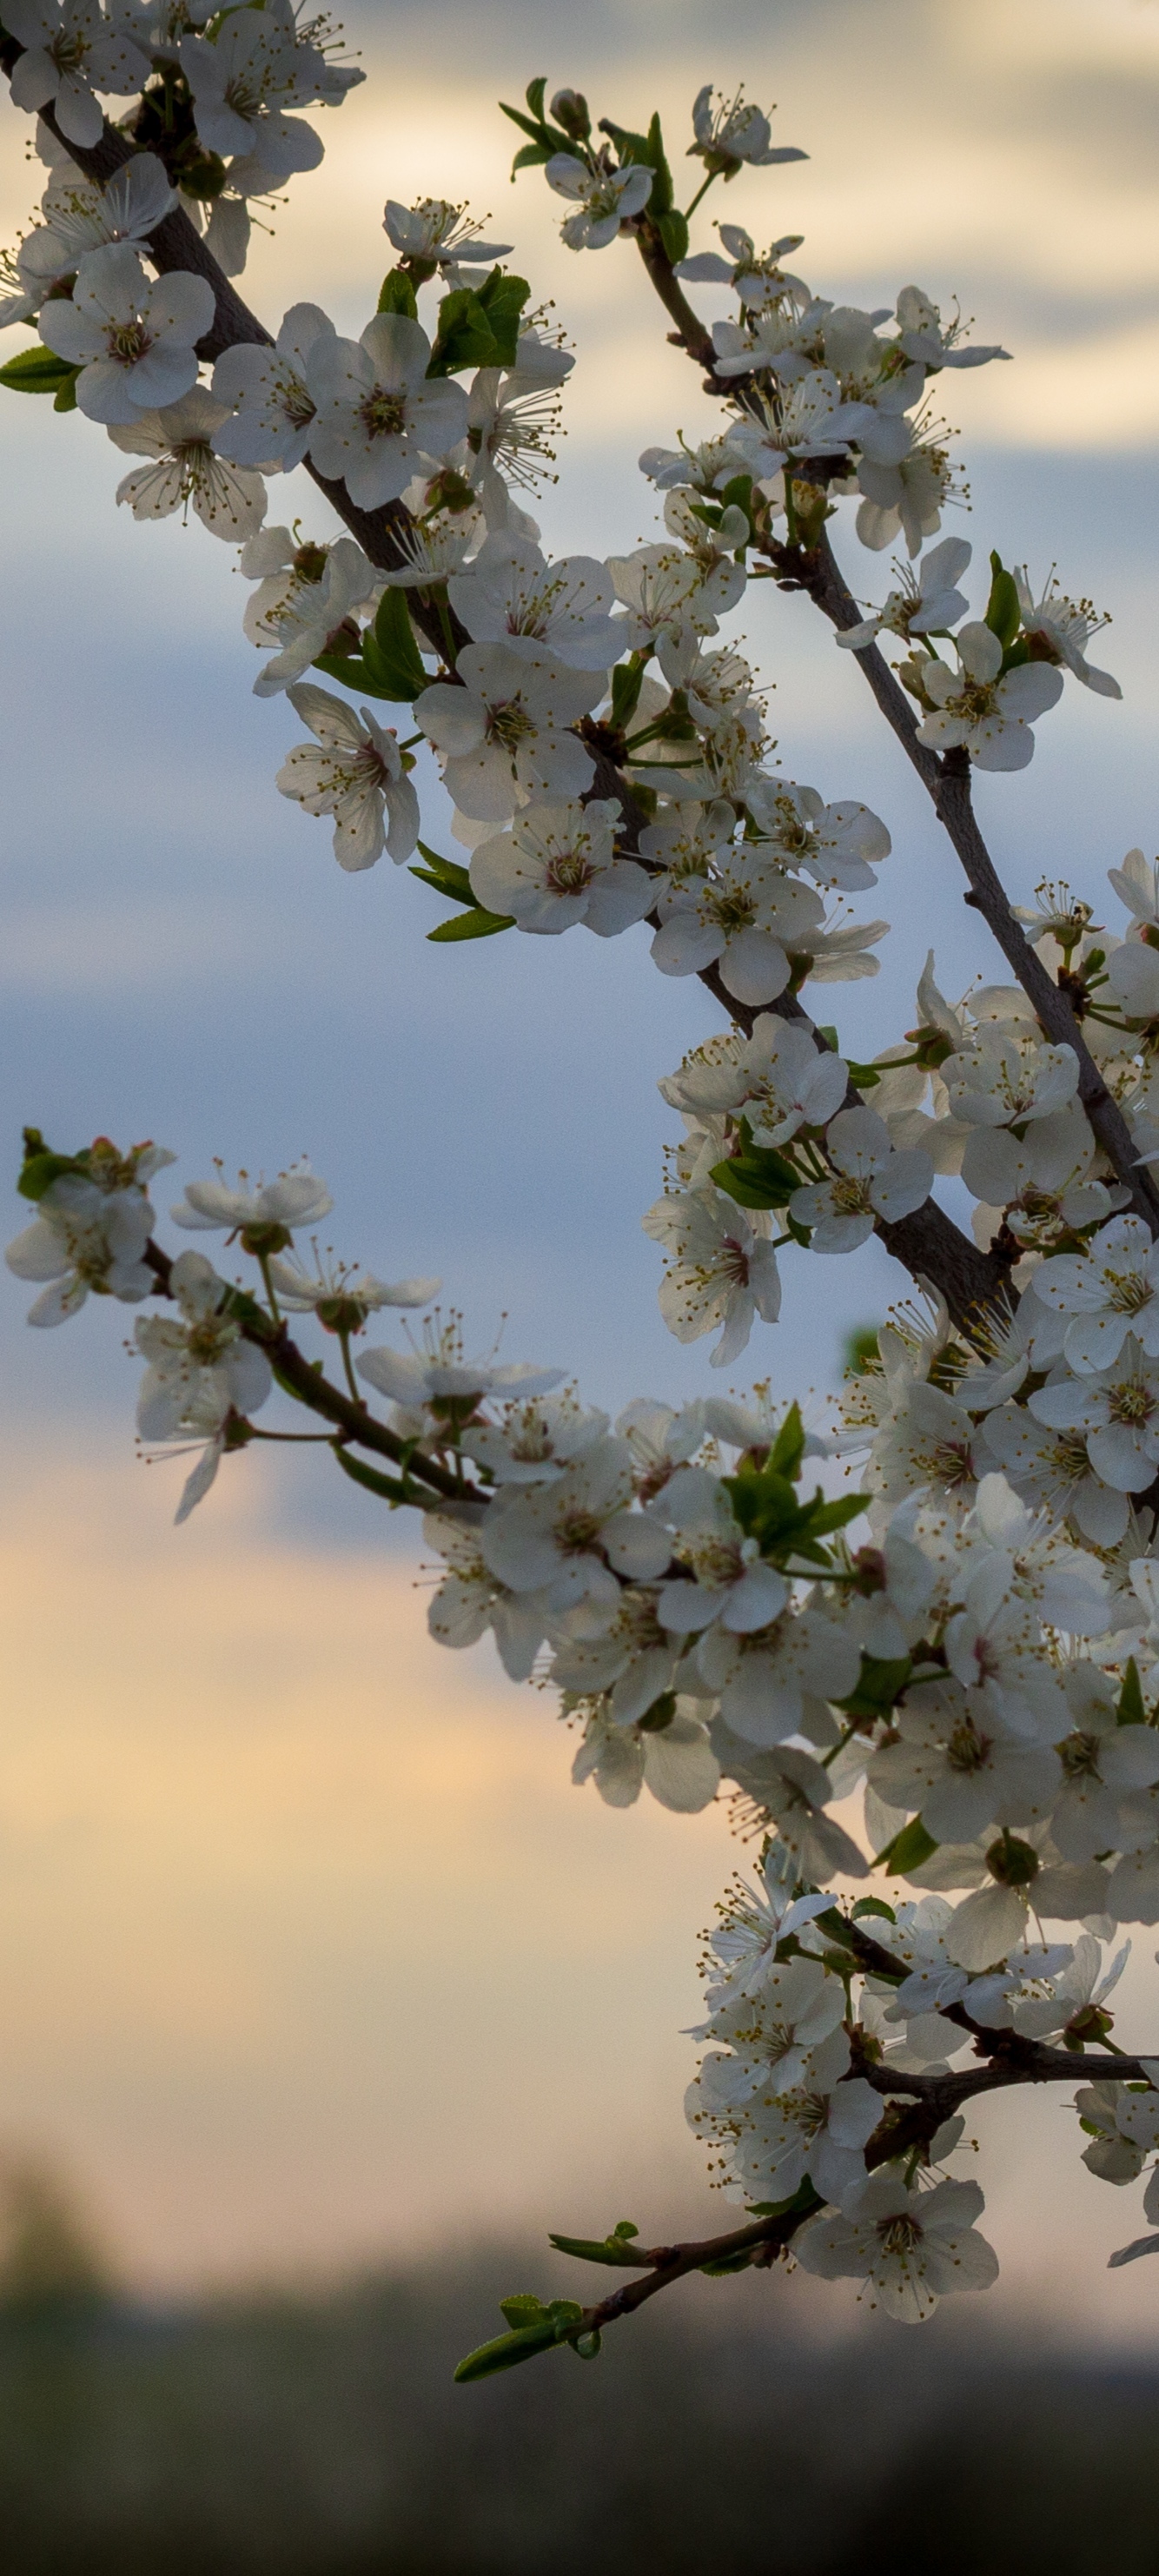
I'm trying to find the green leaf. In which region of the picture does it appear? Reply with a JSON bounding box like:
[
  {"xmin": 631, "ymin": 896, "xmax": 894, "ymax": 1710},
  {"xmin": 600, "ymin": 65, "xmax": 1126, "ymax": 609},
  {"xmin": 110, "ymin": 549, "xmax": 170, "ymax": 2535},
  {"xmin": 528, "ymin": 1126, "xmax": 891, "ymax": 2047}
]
[
  {"xmin": 377, "ymin": 267, "xmax": 419, "ymax": 317},
  {"xmin": 411, "ymin": 845, "xmax": 476, "ymax": 904},
  {"xmin": 658, "ymin": 209, "xmax": 689, "ymax": 264},
  {"xmin": 611, "ymin": 657, "xmax": 646, "ymax": 734},
  {"xmin": 510, "ymin": 139, "xmax": 553, "ymax": 170},
  {"xmin": 548, "ymin": 2230, "xmax": 646, "ymax": 2269},
  {"xmin": 427, "ymin": 907, "xmax": 514, "ymax": 943},
  {"xmin": 333, "ymin": 1447, "xmax": 421, "ymax": 1509},
  {"xmin": 709, "ymin": 1139, "xmax": 801, "ymax": 1210},
  {"xmin": 363, "ymin": 586, "xmax": 427, "ymax": 700},
  {"xmin": 984, "ymin": 549, "xmax": 1021, "ymax": 651},
  {"xmin": 600, "ymin": 111, "xmax": 670, "ymax": 210},
  {"xmin": 843, "ymin": 1325, "xmax": 880, "ymax": 1377},
  {"xmin": 836, "ymin": 1653, "xmax": 912, "ymax": 1722},
  {"xmin": 699, "ymin": 2245, "xmax": 759, "ymax": 2275},
  {"xmin": 1118, "ymin": 1658, "xmax": 1146, "ymax": 1726},
  {"xmin": 17, "ymin": 1145, "xmax": 83, "ymax": 1202},
  {"xmin": 874, "ymin": 1816, "xmax": 939, "ymax": 1874},
  {"xmin": 851, "ymin": 1896, "xmax": 897, "ymax": 1924},
  {"xmin": 525, "ymin": 75, "xmax": 548, "ymax": 122},
  {"xmin": 454, "ymin": 2294, "xmax": 584, "ymax": 2383},
  {"xmin": 0, "ymin": 345, "xmax": 80, "ymax": 400},
  {"xmin": 768, "ymin": 1401, "xmax": 806, "ymax": 1481},
  {"xmin": 427, "ymin": 269, "xmax": 531, "ymax": 375}
]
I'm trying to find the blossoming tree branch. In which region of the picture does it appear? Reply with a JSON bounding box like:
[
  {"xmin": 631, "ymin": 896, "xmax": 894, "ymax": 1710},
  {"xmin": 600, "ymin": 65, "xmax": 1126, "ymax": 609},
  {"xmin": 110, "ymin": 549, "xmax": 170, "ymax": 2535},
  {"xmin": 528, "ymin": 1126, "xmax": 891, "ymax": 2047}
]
[{"xmin": 6, "ymin": 8, "xmax": 1159, "ymax": 2366}]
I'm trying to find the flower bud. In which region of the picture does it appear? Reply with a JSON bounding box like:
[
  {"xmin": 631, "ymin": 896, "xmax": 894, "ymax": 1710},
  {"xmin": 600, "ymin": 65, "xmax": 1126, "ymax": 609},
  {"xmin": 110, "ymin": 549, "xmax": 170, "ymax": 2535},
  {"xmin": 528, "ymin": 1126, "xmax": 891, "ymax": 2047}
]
[{"xmin": 551, "ymin": 89, "xmax": 591, "ymax": 140}]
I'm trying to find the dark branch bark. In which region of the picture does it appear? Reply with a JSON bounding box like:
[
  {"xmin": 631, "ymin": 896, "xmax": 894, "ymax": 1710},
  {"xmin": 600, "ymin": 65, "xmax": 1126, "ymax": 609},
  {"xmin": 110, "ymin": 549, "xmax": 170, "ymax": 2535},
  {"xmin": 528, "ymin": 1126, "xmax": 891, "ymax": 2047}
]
[{"xmin": 624, "ymin": 223, "xmax": 1159, "ymax": 1238}]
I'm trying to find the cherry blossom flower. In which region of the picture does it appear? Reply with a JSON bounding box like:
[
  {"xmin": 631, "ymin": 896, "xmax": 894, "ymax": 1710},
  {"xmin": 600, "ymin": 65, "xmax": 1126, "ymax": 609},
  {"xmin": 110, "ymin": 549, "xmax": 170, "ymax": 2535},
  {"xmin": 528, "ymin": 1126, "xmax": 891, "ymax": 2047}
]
[
  {"xmin": 264, "ymin": 1252, "xmax": 440, "ymax": 1326},
  {"xmin": 382, "ymin": 197, "xmax": 513, "ymax": 281},
  {"xmin": 14, "ymin": 155, "xmax": 176, "ymax": 315},
  {"xmin": 480, "ymin": 1437, "xmax": 672, "ymax": 1611},
  {"xmin": 38, "ymin": 244, "xmax": 215, "ymax": 426},
  {"xmin": 6, "ymin": 1154, "xmax": 165, "ymax": 1323},
  {"xmin": 170, "ymin": 1163, "xmax": 333, "ymax": 1242},
  {"xmin": 416, "ymin": 643, "xmax": 600, "ymax": 823},
  {"xmin": 447, "ymin": 533, "xmax": 619, "ymax": 671},
  {"xmin": 915, "ymin": 622, "xmax": 1064, "ymax": 770},
  {"xmin": 1030, "ymin": 1216, "xmax": 1159, "ymax": 1374},
  {"xmin": 550, "ymin": 1587, "xmax": 682, "ymax": 1725},
  {"xmin": 1014, "ymin": 569, "xmax": 1121, "ymax": 698},
  {"xmin": 696, "ymin": 1604, "xmax": 860, "ymax": 1745},
  {"xmin": 941, "ymin": 1031, "xmax": 1079, "ymax": 1129},
  {"xmin": 867, "ymin": 1678, "xmax": 1061, "ymax": 1846},
  {"xmin": 651, "ymin": 852, "xmax": 825, "ymax": 1006},
  {"xmin": 422, "ymin": 1508, "xmax": 552, "ymax": 1682},
  {"xmin": 726, "ymin": 369, "xmax": 871, "ymax": 473},
  {"xmin": 572, "ymin": 1704, "xmax": 719, "ymax": 1811},
  {"xmin": 688, "ymin": 85, "xmax": 806, "ymax": 175},
  {"xmin": 695, "ymin": 2023, "xmax": 880, "ymax": 2211},
  {"xmin": 242, "ymin": 530, "xmax": 376, "ymax": 696},
  {"xmin": 135, "ymin": 1248, "xmax": 271, "ymax": 1441},
  {"xmin": 1030, "ymin": 1340, "xmax": 1159, "ymax": 1494},
  {"xmin": 661, "ymin": 1015, "xmax": 849, "ymax": 1149},
  {"xmin": 277, "ymin": 684, "xmax": 421, "ymax": 870},
  {"xmin": 544, "ymin": 156, "xmax": 652, "ymax": 250},
  {"xmin": 836, "ymin": 534, "xmax": 972, "ymax": 652},
  {"xmin": 108, "ymin": 387, "xmax": 268, "ymax": 538},
  {"xmin": 468, "ymin": 798, "xmax": 651, "ymax": 936},
  {"xmin": 653, "ymin": 1470, "xmax": 790, "ymax": 1638},
  {"xmin": 856, "ymin": 427, "xmax": 959, "ymax": 556},
  {"xmin": 178, "ymin": 14, "xmax": 326, "ymax": 176},
  {"xmin": 791, "ymin": 1106, "xmax": 932, "ymax": 1254},
  {"xmin": 211, "ymin": 302, "xmax": 336, "ymax": 472},
  {"xmin": 306, "ymin": 313, "xmax": 468, "ymax": 511},
  {"xmin": 6, "ymin": 0, "xmax": 149, "ymax": 148},
  {"xmin": 980, "ymin": 1401, "xmax": 1130, "ymax": 1548},
  {"xmin": 894, "ymin": 284, "xmax": 1010, "ymax": 372},
  {"xmin": 744, "ymin": 780, "xmax": 891, "ymax": 891},
  {"xmin": 795, "ymin": 2175, "xmax": 998, "ymax": 2322},
  {"xmin": 642, "ymin": 1185, "xmax": 782, "ymax": 1366}
]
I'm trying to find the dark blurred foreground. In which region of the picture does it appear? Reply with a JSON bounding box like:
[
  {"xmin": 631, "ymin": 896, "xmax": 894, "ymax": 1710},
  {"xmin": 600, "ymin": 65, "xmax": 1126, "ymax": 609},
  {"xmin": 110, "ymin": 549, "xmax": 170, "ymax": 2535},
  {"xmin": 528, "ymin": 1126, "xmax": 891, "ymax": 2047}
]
[{"xmin": 0, "ymin": 2224, "xmax": 1158, "ymax": 2576}]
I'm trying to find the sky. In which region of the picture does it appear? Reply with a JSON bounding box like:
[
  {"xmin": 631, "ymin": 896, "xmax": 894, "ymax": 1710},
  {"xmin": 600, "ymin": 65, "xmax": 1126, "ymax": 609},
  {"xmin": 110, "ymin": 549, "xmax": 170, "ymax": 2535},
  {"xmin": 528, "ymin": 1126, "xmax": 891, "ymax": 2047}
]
[{"xmin": 2, "ymin": 0, "xmax": 1159, "ymax": 2333}]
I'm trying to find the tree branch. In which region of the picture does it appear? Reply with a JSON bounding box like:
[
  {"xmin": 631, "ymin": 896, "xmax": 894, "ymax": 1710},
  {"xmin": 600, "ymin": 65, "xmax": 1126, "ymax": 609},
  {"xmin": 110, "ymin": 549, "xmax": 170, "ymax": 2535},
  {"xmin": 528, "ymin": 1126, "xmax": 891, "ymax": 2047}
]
[
  {"xmin": 622, "ymin": 222, "xmax": 1159, "ymax": 1237},
  {"xmin": 142, "ymin": 1241, "xmax": 472, "ymax": 1506}
]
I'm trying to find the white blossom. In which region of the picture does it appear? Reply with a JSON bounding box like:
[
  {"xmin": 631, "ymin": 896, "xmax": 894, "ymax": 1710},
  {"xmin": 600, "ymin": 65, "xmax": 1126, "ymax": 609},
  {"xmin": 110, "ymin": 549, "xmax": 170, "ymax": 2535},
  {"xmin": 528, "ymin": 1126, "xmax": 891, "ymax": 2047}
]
[
  {"xmin": 468, "ymin": 798, "xmax": 651, "ymax": 936},
  {"xmin": 651, "ymin": 853, "xmax": 825, "ymax": 1007},
  {"xmin": 277, "ymin": 683, "xmax": 420, "ymax": 870},
  {"xmin": 382, "ymin": 197, "xmax": 513, "ymax": 279},
  {"xmin": 38, "ymin": 243, "xmax": 214, "ymax": 426},
  {"xmin": 6, "ymin": 1145, "xmax": 169, "ymax": 1324},
  {"xmin": 689, "ymin": 85, "xmax": 806, "ymax": 175},
  {"xmin": 643, "ymin": 1186, "xmax": 782, "ymax": 1366},
  {"xmin": 915, "ymin": 623, "xmax": 1064, "ymax": 770},
  {"xmin": 135, "ymin": 1247, "xmax": 271, "ymax": 1441},
  {"xmin": 791, "ymin": 1107, "xmax": 932, "ymax": 1253},
  {"xmin": 6, "ymin": 0, "xmax": 149, "ymax": 146},
  {"xmin": 795, "ymin": 2175, "xmax": 998, "ymax": 2322},
  {"xmin": 480, "ymin": 1437, "xmax": 671, "ymax": 1611},
  {"xmin": 109, "ymin": 387, "xmax": 268, "ymax": 537},
  {"xmin": 416, "ymin": 643, "xmax": 600, "ymax": 823},
  {"xmin": 170, "ymin": 1162, "xmax": 333, "ymax": 1241},
  {"xmin": 305, "ymin": 313, "xmax": 469, "ymax": 511},
  {"xmin": 572, "ymin": 1702, "xmax": 719, "ymax": 1811},
  {"xmin": 544, "ymin": 155, "xmax": 652, "ymax": 251},
  {"xmin": 447, "ymin": 533, "xmax": 619, "ymax": 671},
  {"xmin": 211, "ymin": 301, "xmax": 335, "ymax": 472}
]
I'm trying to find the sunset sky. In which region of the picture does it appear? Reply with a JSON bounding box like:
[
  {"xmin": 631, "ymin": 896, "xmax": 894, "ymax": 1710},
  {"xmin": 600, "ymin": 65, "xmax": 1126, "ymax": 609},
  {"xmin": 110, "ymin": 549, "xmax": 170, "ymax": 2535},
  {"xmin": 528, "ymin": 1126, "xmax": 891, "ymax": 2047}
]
[{"xmin": 2, "ymin": 0, "xmax": 1159, "ymax": 2340}]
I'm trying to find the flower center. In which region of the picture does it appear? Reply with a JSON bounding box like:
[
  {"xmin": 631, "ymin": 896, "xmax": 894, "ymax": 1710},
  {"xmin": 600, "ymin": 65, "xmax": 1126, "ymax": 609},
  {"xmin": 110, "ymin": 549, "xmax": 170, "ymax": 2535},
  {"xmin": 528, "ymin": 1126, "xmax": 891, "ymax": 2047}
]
[
  {"xmin": 487, "ymin": 698, "xmax": 534, "ymax": 752},
  {"xmin": 545, "ymin": 849, "xmax": 593, "ymax": 895},
  {"xmin": 1105, "ymin": 1268, "xmax": 1151, "ymax": 1315},
  {"xmin": 947, "ymin": 1716, "xmax": 992, "ymax": 1774},
  {"xmin": 360, "ymin": 389, "xmax": 408, "ymax": 440},
  {"xmin": 106, "ymin": 319, "xmax": 153, "ymax": 369},
  {"xmin": 1109, "ymin": 1381, "xmax": 1155, "ymax": 1427},
  {"xmin": 877, "ymin": 2214, "xmax": 922, "ymax": 2258},
  {"xmin": 556, "ymin": 1507, "xmax": 604, "ymax": 1554}
]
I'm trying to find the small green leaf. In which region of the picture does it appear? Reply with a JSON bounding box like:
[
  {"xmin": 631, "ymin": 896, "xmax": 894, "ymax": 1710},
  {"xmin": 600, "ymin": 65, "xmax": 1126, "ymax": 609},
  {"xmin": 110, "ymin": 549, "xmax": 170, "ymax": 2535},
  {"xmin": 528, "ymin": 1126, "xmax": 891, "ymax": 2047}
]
[
  {"xmin": 427, "ymin": 269, "xmax": 531, "ymax": 375},
  {"xmin": 454, "ymin": 2293, "xmax": 584, "ymax": 2383},
  {"xmin": 1118, "ymin": 1658, "xmax": 1146, "ymax": 1726},
  {"xmin": 0, "ymin": 345, "xmax": 81, "ymax": 400},
  {"xmin": 768, "ymin": 1401, "xmax": 805, "ymax": 1481},
  {"xmin": 427, "ymin": 907, "xmax": 514, "ymax": 943},
  {"xmin": 874, "ymin": 1816, "xmax": 939, "ymax": 1874},
  {"xmin": 362, "ymin": 586, "xmax": 428, "ymax": 700},
  {"xmin": 611, "ymin": 657, "xmax": 646, "ymax": 734},
  {"xmin": 984, "ymin": 549, "xmax": 1021, "ymax": 651},
  {"xmin": 547, "ymin": 2230, "xmax": 646, "ymax": 2269},
  {"xmin": 377, "ymin": 267, "xmax": 419, "ymax": 318},
  {"xmin": 836, "ymin": 1653, "xmax": 911, "ymax": 1721},
  {"xmin": 525, "ymin": 75, "xmax": 548, "ymax": 122},
  {"xmin": 658, "ymin": 209, "xmax": 689, "ymax": 264},
  {"xmin": 708, "ymin": 1138, "xmax": 800, "ymax": 1210},
  {"xmin": 17, "ymin": 1146, "xmax": 83, "ymax": 1202},
  {"xmin": 851, "ymin": 1896, "xmax": 897, "ymax": 1924},
  {"xmin": 333, "ymin": 1447, "xmax": 421, "ymax": 1509}
]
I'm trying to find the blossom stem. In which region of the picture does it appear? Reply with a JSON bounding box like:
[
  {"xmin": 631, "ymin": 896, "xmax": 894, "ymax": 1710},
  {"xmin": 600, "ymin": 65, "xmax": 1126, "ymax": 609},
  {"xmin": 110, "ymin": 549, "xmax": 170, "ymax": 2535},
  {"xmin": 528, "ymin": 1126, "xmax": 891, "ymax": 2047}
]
[{"xmin": 682, "ymin": 172, "xmax": 718, "ymax": 222}]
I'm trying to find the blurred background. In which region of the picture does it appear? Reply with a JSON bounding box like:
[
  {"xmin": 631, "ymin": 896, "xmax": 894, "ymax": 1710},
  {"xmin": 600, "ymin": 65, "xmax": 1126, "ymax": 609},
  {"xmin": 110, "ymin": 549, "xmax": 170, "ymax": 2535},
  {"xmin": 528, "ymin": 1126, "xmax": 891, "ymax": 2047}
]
[{"xmin": 2, "ymin": 0, "xmax": 1159, "ymax": 2561}]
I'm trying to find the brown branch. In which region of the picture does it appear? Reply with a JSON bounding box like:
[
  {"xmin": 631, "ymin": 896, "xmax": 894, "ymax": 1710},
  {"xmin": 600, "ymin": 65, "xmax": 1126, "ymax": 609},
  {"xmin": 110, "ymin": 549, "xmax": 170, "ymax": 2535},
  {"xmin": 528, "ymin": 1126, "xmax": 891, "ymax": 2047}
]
[
  {"xmin": 621, "ymin": 222, "xmax": 1159, "ymax": 1238},
  {"xmin": 142, "ymin": 1241, "xmax": 472, "ymax": 1506}
]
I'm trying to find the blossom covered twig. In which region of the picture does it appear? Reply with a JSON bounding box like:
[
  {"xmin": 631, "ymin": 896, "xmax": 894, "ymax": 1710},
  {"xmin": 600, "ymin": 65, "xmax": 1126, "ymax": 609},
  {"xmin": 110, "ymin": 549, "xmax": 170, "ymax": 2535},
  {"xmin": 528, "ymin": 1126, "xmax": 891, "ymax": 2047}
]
[{"xmin": 7, "ymin": 30, "xmax": 1159, "ymax": 2367}]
